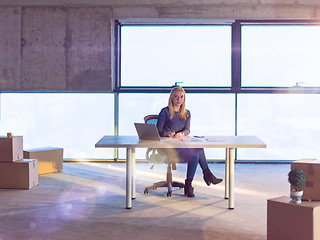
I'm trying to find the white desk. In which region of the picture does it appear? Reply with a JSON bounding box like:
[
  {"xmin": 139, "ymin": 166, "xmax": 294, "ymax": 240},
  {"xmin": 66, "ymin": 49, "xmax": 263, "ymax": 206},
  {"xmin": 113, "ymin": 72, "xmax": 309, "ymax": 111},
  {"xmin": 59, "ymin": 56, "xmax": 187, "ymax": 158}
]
[{"xmin": 95, "ymin": 135, "xmax": 266, "ymax": 209}]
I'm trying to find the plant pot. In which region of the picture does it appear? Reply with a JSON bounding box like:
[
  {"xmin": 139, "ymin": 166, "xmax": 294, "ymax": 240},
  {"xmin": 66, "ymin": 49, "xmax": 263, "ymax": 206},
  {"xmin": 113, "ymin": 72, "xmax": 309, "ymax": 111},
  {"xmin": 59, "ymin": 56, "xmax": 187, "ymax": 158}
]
[{"xmin": 290, "ymin": 190, "xmax": 303, "ymax": 203}]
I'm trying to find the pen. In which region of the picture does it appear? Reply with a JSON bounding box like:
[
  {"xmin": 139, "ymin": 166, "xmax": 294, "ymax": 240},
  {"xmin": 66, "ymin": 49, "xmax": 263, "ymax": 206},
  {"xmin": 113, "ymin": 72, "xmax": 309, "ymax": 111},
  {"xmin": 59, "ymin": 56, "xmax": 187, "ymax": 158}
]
[{"xmin": 165, "ymin": 126, "xmax": 172, "ymax": 132}]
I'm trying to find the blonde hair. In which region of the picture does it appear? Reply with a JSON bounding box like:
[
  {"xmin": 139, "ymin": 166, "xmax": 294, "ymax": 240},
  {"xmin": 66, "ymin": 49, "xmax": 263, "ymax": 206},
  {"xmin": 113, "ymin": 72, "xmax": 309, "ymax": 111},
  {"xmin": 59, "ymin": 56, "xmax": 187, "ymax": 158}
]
[{"xmin": 168, "ymin": 86, "xmax": 189, "ymax": 120}]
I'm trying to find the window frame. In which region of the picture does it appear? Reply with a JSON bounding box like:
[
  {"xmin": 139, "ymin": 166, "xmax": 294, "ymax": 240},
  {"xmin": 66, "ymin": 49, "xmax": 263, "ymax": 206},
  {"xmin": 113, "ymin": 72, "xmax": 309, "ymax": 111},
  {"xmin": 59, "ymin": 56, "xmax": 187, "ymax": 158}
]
[
  {"xmin": 113, "ymin": 19, "xmax": 320, "ymax": 161},
  {"xmin": 115, "ymin": 19, "xmax": 320, "ymax": 94}
]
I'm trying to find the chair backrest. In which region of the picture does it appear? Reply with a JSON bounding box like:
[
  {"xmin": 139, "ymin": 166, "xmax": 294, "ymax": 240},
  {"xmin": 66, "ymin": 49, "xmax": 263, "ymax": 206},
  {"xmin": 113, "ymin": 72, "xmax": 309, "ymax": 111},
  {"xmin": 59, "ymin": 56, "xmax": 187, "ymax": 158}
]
[
  {"xmin": 144, "ymin": 115, "xmax": 176, "ymax": 171},
  {"xmin": 144, "ymin": 115, "xmax": 163, "ymax": 164},
  {"xmin": 144, "ymin": 115, "xmax": 158, "ymax": 125}
]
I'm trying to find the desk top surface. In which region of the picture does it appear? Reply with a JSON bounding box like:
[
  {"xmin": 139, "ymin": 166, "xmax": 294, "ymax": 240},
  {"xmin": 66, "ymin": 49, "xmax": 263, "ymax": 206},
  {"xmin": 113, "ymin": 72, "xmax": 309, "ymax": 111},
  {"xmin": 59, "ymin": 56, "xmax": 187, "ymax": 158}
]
[{"xmin": 95, "ymin": 135, "xmax": 266, "ymax": 149}]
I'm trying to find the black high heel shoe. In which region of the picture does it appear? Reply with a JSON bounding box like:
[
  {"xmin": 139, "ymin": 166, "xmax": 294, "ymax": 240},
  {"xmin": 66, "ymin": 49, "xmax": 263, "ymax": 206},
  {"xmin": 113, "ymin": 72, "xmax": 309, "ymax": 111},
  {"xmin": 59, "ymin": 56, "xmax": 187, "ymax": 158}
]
[{"xmin": 203, "ymin": 168, "xmax": 223, "ymax": 186}]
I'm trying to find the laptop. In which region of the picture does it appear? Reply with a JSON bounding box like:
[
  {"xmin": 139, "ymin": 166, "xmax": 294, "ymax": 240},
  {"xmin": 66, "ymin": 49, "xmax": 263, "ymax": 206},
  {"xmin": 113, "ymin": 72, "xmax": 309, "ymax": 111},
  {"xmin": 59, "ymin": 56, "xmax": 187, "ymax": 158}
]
[{"xmin": 134, "ymin": 123, "xmax": 162, "ymax": 141}]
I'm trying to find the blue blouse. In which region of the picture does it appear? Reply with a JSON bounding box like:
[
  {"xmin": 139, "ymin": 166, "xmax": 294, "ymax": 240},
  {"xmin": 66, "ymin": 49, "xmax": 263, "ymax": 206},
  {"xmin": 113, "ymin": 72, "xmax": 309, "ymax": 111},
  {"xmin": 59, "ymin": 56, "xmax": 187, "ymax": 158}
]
[{"xmin": 157, "ymin": 106, "xmax": 191, "ymax": 137}]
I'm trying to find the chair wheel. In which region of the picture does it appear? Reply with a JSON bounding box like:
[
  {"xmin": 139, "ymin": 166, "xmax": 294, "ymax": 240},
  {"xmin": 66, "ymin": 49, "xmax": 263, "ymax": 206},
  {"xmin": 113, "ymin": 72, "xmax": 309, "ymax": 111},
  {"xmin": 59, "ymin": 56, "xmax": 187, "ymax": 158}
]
[
  {"xmin": 167, "ymin": 191, "xmax": 172, "ymax": 197},
  {"xmin": 144, "ymin": 189, "xmax": 149, "ymax": 194}
]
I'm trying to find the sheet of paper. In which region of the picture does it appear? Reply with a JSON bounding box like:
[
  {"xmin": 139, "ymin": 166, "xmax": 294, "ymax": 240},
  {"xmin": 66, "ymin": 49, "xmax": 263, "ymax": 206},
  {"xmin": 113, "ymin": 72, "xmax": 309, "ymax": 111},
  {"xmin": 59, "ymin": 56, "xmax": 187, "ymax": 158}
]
[
  {"xmin": 181, "ymin": 136, "xmax": 202, "ymax": 142},
  {"xmin": 206, "ymin": 137, "xmax": 225, "ymax": 142}
]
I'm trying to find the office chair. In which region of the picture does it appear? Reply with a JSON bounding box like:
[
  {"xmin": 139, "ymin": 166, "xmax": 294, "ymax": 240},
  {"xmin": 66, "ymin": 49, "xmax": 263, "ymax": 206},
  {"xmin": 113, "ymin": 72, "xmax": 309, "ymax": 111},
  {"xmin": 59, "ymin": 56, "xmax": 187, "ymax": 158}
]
[{"xmin": 143, "ymin": 114, "xmax": 185, "ymax": 197}]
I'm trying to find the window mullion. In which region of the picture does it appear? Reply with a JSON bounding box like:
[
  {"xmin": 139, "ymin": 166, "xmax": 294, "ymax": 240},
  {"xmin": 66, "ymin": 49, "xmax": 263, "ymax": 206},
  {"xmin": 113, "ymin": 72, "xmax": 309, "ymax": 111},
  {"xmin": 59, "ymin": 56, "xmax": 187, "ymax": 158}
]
[{"xmin": 231, "ymin": 21, "xmax": 241, "ymax": 93}]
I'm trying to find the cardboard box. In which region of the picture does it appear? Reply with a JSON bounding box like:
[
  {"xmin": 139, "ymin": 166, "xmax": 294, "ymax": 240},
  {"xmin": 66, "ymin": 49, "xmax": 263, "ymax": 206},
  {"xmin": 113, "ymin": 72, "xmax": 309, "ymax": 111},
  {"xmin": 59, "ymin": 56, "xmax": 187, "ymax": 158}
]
[
  {"xmin": 267, "ymin": 196, "xmax": 320, "ymax": 240},
  {"xmin": 0, "ymin": 136, "xmax": 23, "ymax": 162},
  {"xmin": 0, "ymin": 159, "xmax": 38, "ymax": 189},
  {"xmin": 23, "ymin": 147, "xmax": 63, "ymax": 175},
  {"xmin": 291, "ymin": 159, "xmax": 320, "ymax": 201}
]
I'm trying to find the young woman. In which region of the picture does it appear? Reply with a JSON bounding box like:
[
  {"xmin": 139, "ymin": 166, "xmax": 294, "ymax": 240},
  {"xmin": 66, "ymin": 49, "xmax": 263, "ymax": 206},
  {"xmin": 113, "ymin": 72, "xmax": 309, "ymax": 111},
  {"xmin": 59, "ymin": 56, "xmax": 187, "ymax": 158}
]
[{"xmin": 157, "ymin": 86, "xmax": 223, "ymax": 197}]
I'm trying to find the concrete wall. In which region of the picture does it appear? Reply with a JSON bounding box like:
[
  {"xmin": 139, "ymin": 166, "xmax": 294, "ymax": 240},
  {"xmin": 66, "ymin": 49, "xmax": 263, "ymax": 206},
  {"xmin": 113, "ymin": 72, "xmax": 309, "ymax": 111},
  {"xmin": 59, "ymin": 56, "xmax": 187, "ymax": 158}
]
[
  {"xmin": 0, "ymin": 6, "xmax": 112, "ymax": 92},
  {"xmin": 1, "ymin": 0, "xmax": 320, "ymax": 92}
]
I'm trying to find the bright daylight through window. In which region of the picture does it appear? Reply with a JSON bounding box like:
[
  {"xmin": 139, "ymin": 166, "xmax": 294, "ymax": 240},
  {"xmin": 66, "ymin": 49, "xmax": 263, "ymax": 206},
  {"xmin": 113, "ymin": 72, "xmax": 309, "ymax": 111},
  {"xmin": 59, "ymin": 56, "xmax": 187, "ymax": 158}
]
[
  {"xmin": 121, "ymin": 25, "xmax": 231, "ymax": 87},
  {"xmin": 242, "ymin": 25, "xmax": 320, "ymax": 87},
  {"xmin": 0, "ymin": 93, "xmax": 114, "ymax": 159},
  {"xmin": 119, "ymin": 23, "xmax": 320, "ymax": 161}
]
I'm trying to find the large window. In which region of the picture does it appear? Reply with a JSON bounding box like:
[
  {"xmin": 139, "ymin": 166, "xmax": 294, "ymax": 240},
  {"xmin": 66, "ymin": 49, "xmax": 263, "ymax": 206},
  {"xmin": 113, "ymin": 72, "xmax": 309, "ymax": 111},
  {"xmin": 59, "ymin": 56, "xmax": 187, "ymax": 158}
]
[
  {"xmin": 117, "ymin": 20, "xmax": 320, "ymax": 161},
  {"xmin": 118, "ymin": 93, "xmax": 235, "ymax": 160},
  {"xmin": 0, "ymin": 93, "xmax": 114, "ymax": 159},
  {"xmin": 237, "ymin": 94, "xmax": 320, "ymax": 160},
  {"xmin": 242, "ymin": 25, "xmax": 320, "ymax": 87},
  {"xmin": 121, "ymin": 26, "xmax": 231, "ymax": 87}
]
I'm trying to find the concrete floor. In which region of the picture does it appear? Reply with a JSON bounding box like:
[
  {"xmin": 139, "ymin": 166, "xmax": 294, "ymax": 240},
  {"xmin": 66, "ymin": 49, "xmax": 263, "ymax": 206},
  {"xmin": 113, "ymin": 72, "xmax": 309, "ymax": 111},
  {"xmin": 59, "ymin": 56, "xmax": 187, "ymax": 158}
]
[{"xmin": 0, "ymin": 162, "xmax": 291, "ymax": 240}]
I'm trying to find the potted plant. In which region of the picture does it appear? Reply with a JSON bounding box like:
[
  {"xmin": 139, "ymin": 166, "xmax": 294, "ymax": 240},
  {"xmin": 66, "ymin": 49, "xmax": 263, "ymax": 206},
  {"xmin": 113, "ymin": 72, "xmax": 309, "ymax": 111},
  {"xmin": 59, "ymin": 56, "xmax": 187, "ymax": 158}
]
[{"xmin": 288, "ymin": 168, "xmax": 306, "ymax": 203}]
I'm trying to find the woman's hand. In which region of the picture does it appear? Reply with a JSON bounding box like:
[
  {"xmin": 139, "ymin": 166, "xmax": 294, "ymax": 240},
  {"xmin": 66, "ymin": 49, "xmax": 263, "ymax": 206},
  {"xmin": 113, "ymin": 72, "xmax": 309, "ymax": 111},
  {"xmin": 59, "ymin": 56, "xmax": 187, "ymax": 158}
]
[
  {"xmin": 174, "ymin": 132, "xmax": 184, "ymax": 138},
  {"xmin": 164, "ymin": 130, "xmax": 175, "ymax": 138}
]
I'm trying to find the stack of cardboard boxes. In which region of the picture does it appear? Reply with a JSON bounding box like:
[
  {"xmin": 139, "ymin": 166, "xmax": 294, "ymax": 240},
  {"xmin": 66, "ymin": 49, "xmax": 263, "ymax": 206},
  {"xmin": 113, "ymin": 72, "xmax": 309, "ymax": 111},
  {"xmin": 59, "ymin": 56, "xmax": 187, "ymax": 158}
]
[
  {"xmin": 0, "ymin": 136, "xmax": 38, "ymax": 189},
  {"xmin": 267, "ymin": 159, "xmax": 320, "ymax": 240}
]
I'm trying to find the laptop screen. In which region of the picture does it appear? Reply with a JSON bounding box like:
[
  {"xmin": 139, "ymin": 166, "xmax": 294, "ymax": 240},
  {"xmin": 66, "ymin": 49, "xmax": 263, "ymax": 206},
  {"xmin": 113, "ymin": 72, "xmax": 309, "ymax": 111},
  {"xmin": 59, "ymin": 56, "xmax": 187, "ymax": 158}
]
[{"xmin": 134, "ymin": 123, "xmax": 161, "ymax": 140}]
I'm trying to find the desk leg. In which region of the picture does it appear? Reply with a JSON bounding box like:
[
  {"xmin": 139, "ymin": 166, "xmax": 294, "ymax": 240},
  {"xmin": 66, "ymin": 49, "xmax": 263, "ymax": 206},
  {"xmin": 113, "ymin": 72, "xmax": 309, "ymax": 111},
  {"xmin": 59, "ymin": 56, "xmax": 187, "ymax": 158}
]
[
  {"xmin": 228, "ymin": 148, "xmax": 235, "ymax": 210},
  {"xmin": 126, "ymin": 148, "xmax": 133, "ymax": 209},
  {"xmin": 225, "ymin": 148, "xmax": 229, "ymax": 199},
  {"xmin": 132, "ymin": 148, "xmax": 136, "ymax": 200}
]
